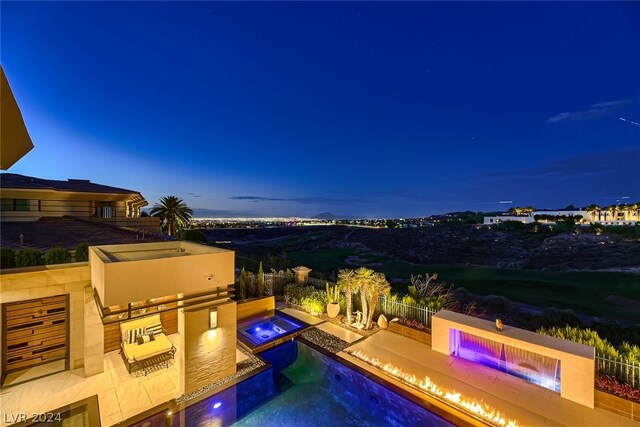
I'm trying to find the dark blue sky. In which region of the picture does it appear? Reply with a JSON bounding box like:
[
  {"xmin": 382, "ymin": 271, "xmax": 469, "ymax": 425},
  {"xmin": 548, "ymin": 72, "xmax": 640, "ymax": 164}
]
[{"xmin": 2, "ymin": 2, "xmax": 639, "ymax": 217}]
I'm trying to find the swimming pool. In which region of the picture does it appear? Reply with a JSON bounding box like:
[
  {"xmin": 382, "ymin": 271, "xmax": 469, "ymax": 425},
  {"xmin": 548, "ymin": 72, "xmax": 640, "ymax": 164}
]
[
  {"xmin": 132, "ymin": 341, "xmax": 453, "ymax": 426},
  {"xmin": 237, "ymin": 311, "xmax": 305, "ymax": 350}
]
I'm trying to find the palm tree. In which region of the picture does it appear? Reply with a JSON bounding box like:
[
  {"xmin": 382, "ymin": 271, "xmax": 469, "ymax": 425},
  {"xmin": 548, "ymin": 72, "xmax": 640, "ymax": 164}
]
[
  {"xmin": 337, "ymin": 269, "xmax": 356, "ymax": 324},
  {"xmin": 606, "ymin": 205, "xmax": 618, "ymax": 222},
  {"xmin": 586, "ymin": 204, "xmax": 601, "ymax": 222},
  {"xmin": 364, "ymin": 272, "xmax": 391, "ymax": 329},
  {"xmin": 631, "ymin": 203, "xmax": 640, "ymax": 221},
  {"xmin": 149, "ymin": 196, "xmax": 193, "ymax": 236},
  {"xmin": 353, "ymin": 267, "xmax": 374, "ymax": 326}
]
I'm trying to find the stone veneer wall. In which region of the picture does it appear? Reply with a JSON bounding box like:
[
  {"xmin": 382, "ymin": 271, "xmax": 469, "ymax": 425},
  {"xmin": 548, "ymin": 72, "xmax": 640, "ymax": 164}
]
[
  {"xmin": 178, "ymin": 300, "xmax": 237, "ymax": 395},
  {"xmin": 0, "ymin": 263, "xmax": 104, "ymax": 383}
]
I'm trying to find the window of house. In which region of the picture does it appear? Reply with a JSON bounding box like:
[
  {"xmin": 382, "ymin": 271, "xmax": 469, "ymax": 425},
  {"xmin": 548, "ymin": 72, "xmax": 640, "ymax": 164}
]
[{"xmin": 0, "ymin": 199, "xmax": 32, "ymax": 211}]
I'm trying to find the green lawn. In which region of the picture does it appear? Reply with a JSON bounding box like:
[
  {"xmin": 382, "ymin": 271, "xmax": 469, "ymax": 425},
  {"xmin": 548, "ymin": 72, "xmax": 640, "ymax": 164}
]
[
  {"xmin": 288, "ymin": 247, "xmax": 356, "ymax": 271},
  {"xmin": 288, "ymin": 248, "xmax": 640, "ymax": 324}
]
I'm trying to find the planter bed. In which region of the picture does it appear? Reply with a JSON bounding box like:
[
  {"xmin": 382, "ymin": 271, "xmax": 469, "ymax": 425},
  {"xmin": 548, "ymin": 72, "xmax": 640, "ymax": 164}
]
[
  {"xmin": 388, "ymin": 321, "xmax": 431, "ymax": 346},
  {"xmin": 595, "ymin": 389, "xmax": 640, "ymax": 421}
]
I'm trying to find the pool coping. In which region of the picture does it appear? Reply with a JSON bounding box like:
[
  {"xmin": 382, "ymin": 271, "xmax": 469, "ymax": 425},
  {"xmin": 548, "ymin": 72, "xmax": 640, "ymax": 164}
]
[{"xmin": 236, "ymin": 310, "xmax": 313, "ymax": 354}]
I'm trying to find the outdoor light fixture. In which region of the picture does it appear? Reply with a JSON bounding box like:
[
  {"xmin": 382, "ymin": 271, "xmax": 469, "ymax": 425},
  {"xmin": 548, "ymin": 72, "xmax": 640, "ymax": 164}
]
[{"xmin": 209, "ymin": 307, "xmax": 218, "ymax": 329}]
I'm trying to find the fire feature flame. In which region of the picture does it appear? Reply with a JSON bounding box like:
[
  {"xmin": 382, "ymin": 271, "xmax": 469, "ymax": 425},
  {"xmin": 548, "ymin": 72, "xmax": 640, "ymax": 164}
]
[{"xmin": 345, "ymin": 349, "xmax": 519, "ymax": 427}]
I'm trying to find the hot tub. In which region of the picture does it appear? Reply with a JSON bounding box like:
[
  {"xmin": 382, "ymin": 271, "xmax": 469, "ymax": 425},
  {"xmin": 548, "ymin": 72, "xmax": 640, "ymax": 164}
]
[{"xmin": 237, "ymin": 311, "xmax": 306, "ymax": 353}]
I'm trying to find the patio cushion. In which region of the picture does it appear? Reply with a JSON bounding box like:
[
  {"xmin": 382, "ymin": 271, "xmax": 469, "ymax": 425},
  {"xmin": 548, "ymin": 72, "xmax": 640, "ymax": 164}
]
[
  {"xmin": 145, "ymin": 322, "xmax": 163, "ymax": 337},
  {"xmin": 120, "ymin": 314, "xmax": 162, "ymax": 343},
  {"xmin": 123, "ymin": 333, "xmax": 173, "ymax": 362}
]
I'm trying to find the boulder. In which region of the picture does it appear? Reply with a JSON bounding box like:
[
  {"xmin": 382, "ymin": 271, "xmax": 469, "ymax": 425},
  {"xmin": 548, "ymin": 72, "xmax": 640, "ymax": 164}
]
[{"xmin": 377, "ymin": 314, "xmax": 389, "ymax": 329}]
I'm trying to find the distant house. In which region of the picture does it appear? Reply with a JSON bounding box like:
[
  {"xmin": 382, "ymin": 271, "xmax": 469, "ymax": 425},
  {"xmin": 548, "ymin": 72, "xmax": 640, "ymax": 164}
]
[
  {"xmin": 0, "ymin": 173, "xmax": 159, "ymax": 232},
  {"xmin": 484, "ymin": 208, "xmax": 639, "ymax": 226},
  {"xmin": 483, "ymin": 215, "xmax": 534, "ymax": 225}
]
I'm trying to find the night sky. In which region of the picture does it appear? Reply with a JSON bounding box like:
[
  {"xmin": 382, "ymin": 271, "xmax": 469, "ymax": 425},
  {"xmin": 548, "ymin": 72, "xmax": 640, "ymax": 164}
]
[{"xmin": 2, "ymin": 2, "xmax": 639, "ymax": 218}]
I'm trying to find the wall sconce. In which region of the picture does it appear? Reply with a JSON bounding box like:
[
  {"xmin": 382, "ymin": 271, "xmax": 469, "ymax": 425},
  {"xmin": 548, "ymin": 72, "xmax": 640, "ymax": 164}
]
[{"xmin": 209, "ymin": 307, "xmax": 218, "ymax": 330}]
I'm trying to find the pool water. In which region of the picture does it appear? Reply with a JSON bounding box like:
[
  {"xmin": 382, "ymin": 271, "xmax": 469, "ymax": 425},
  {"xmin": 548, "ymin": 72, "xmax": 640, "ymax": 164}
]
[
  {"xmin": 237, "ymin": 312, "xmax": 303, "ymax": 345},
  {"xmin": 133, "ymin": 341, "xmax": 453, "ymax": 427}
]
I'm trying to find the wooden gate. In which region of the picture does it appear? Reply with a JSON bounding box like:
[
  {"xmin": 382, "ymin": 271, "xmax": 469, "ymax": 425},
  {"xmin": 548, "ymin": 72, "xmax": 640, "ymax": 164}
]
[{"xmin": 2, "ymin": 295, "xmax": 69, "ymax": 381}]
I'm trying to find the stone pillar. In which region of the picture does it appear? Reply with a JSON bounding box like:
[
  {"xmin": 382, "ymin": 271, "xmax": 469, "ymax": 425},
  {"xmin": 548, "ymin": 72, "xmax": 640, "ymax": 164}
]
[
  {"xmin": 292, "ymin": 266, "xmax": 311, "ymax": 284},
  {"xmin": 179, "ymin": 301, "xmax": 237, "ymax": 395},
  {"xmin": 83, "ymin": 286, "xmax": 104, "ymax": 376}
]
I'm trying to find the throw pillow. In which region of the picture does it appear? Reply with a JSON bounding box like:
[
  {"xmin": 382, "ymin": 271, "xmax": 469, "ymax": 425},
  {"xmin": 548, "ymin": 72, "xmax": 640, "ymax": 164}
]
[
  {"xmin": 136, "ymin": 334, "xmax": 152, "ymax": 345},
  {"xmin": 127, "ymin": 327, "xmax": 144, "ymax": 344},
  {"xmin": 145, "ymin": 323, "xmax": 163, "ymax": 337}
]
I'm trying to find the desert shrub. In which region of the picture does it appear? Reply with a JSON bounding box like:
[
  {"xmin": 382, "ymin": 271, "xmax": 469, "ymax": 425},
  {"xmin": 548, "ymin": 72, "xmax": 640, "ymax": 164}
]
[
  {"xmin": 75, "ymin": 243, "xmax": 89, "ymax": 262},
  {"xmin": 538, "ymin": 325, "xmax": 640, "ymax": 386},
  {"xmin": 481, "ymin": 294, "xmax": 517, "ymax": 315},
  {"xmin": 44, "ymin": 247, "xmax": 71, "ymax": 265},
  {"xmin": 237, "ymin": 267, "xmax": 255, "ymax": 299},
  {"xmin": 284, "ymin": 284, "xmax": 327, "ymax": 314},
  {"xmin": 301, "ymin": 297, "xmax": 325, "ymax": 314},
  {"xmin": 497, "ymin": 220, "xmax": 526, "ymax": 231},
  {"xmin": 268, "ymin": 268, "xmax": 295, "ymax": 296},
  {"xmin": 402, "ymin": 295, "xmax": 417, "ymax": 305},
  {"xmin": 180, "ymin": 229, "xmax": 207, "ymax": 243},
  {"xmin": 256, "ymin": 262, "xmax": 265, "ymax": 297},
  {"xmin": 531, "ymin": 307, "xmax": 582, "ymax": 329},
  {"xmin": 16, "ymin": 249, "xmax": 43, "ymax": 267},
  {"xmin": 603, "ymin": 225, "xmax": 640, "ymax": 238},
  {"xmin": 1, "ymin": 248, "xmax": 16, "ymax": 269}
]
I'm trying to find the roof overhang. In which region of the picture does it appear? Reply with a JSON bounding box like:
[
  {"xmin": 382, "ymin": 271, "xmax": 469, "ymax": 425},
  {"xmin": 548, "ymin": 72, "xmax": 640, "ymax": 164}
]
[{"xmin": 0, "ymin": 66, "xmax": 34, "ymax": 170}]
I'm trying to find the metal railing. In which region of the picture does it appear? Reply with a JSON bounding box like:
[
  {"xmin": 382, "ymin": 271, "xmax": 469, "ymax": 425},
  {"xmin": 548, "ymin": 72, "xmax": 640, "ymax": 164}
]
[
  {"xmin": 595, "ymin": 353, "xmax": 640, "ymax": 388},
  {"xmin": 263, "ymin": 272, "xmax": 295, "ymax": 296},
  {"xmin": 376, "ymin": 294, "xmax": 440, "ymax": 327}
]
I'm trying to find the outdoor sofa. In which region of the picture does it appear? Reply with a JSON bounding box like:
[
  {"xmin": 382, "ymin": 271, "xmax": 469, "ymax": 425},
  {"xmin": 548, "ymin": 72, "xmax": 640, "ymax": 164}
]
[{"xmin": 119, "ymin": 314, "xmax": 176, "ymax": 374}]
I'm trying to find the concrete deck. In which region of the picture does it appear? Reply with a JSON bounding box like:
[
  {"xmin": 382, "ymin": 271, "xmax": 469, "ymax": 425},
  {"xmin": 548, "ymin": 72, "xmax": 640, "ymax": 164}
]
[
  {"xmin": 278, "ymin": 307, "xmax": 325, "ymax": 325},
  {"xmin": 315, "ymin": 321, "xmax": 364, "ymax": 343},
  {"xmin": 0, "ymin": 335, "xmax": 248, "ymax": 427},
  {"xmin": 340, "ymin": 330, "xmax": 639, "ymax": 427}
]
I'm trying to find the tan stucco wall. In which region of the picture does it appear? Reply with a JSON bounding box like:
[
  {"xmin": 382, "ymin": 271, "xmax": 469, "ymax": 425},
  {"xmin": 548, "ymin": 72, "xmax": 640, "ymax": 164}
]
[
  {"xmin": 0, "ymin": 264, "xmax": 104, "ymax": 382},
  {"xmin": 90, "ymin": 243, "xmax": 235, "ymax": 307},
  {"xmin": 179, "ymin": 301, "xmax": 237, "ymax": 394},
  {"xmin": 432, "ymin": 310, "xmax": 595, "ymax": 408},
  {"xmin": 236, "ymin": 296, "xmax": 275, "ymax": 321}
]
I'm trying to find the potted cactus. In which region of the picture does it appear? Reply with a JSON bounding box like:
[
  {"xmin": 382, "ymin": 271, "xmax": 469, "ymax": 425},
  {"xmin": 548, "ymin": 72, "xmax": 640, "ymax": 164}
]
[{"xmin": 326, "ymin": 282, "xmax": 340, "ymax": 318}]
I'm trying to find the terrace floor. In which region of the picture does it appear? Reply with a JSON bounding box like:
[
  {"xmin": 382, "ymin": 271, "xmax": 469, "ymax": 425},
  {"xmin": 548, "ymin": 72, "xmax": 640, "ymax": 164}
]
[
  {"xmin": 0, "ymin": 334, "xmax": 250, "ymax": 427},
  {"xmin": 340, "ymin": 330, "xmax": 639, "ymax": 427}
]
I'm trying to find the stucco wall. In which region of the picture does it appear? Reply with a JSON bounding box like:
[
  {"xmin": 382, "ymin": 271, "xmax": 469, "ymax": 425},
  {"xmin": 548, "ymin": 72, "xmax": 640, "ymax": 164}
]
[
  {"xmin": 91, "ymin": 243, "xmax": 235, "ymax": 307},
  {"xmin": 432, "ymin": 310, "xmax": 595, "ymax": 408},
  {"xmin": 179, "ymin": 301, "xmax": 237, "ymax": 394}
]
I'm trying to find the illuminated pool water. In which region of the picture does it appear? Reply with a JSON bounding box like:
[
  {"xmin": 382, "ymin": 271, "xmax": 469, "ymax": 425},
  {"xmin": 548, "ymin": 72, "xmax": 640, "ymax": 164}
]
[
  {"xmin": 237, "ymin": 312, "xmax": 303, "ymax": 345},
  {"xmin": 132, "ymin": 341, "xmax": 453, "ymax": 426}
]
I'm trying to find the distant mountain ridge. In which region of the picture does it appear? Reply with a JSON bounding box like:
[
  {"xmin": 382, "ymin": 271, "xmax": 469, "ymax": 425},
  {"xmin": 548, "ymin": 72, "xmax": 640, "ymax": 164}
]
[{"xmin": 312, "ymin": 212, "xmax": 354, "ymax": 220}]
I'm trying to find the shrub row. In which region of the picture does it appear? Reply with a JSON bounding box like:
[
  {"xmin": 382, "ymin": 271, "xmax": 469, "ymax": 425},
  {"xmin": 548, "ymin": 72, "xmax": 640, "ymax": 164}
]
[
  {"xmin": 538, "ymin": 325, "xmax": 640, "ymax": 362},
  {"xmin": 538, "ymin": 325, "xmax": 640, "ymax": 390},
  {"xmin": 283, "ymin": 283, "xmax": 347, "ymax": 316},
  {"xmin": 0, "ymin": 243, "xmax": 90, "ymax": 269}
]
